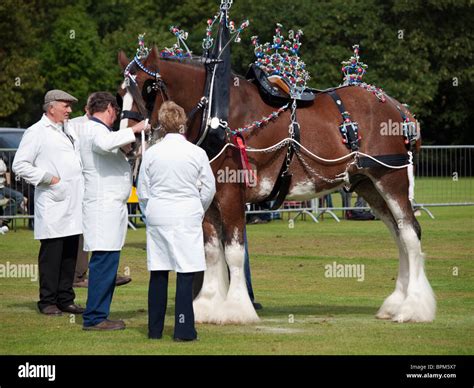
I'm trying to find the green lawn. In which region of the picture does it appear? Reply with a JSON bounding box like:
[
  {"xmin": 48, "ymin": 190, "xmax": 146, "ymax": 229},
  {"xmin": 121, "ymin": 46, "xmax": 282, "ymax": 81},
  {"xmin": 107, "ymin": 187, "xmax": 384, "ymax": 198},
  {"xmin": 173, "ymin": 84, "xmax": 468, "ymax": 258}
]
[
  {"xmin": 414, "ymin": 177, "xmax": 474, "ymax": 205},
  {"xmin": 0, "ymin": 207, "xmax": 473, "ymax": 355},
  {"xmin": 323, "ymin": 178, "xmax": 474, "ymax": 208}
]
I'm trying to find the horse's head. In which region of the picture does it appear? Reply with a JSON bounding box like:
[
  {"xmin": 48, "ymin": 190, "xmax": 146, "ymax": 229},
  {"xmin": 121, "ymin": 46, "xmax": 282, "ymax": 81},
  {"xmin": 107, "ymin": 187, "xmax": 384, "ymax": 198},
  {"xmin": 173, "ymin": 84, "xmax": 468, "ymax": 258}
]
[
  {"xmin": 117, "ymin": 46, "xmax": 168, "ymax": 154},
  {"xmin": 118, "ymin": 46, "xmax": 212, "ymax": 152}
]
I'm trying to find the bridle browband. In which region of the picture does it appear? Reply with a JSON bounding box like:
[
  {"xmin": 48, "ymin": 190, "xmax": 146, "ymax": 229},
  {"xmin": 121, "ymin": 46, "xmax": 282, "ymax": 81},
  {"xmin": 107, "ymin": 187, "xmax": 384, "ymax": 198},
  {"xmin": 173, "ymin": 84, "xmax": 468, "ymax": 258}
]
[{"xmin": 121, "ymin": 55, "xmax": 169, "ymax": 124}]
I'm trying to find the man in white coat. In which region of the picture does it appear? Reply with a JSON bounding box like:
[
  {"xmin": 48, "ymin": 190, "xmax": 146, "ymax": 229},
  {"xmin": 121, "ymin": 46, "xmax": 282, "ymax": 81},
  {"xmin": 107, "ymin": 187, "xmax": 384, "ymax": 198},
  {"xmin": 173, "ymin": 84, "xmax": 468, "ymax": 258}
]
[
  {"xmin": 69, "ymin": 96, "xmax": 132, "ymax": 289},
  {"xmin": 138, "ymin": 101, "xmax": 216, "ymax": 341},
  {"xmin": 13, "ymin": 89, "xmax": 84, "ymax": 316},
  {"xmin": 68, "ymin": 105, "xmax": 91, "ymax": 289},
  {"xmin": 78, "ymin": 92, "xmax": 149, "ymax": 331}
]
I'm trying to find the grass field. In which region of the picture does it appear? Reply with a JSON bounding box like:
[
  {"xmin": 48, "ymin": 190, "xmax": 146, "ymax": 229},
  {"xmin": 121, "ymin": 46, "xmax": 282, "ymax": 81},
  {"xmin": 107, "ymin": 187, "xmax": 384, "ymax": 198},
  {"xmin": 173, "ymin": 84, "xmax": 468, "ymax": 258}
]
[
  {"xmin": 0, "ymin": 206, "xmax": 473, "ymax": 355},
  {"xmin": 319, "ymin": 178, "xmax": 474, "ymax": 208},
  {"xmin": 405, "ymin": 177, "xmax": 473, "ymax": 205}
]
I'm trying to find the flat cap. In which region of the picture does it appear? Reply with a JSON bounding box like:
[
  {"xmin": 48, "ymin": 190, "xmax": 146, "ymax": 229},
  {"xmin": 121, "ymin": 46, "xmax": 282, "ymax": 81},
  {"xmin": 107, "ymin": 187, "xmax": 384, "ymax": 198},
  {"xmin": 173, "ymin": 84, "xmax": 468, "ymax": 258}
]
[{"xmin": 44, "ymin": 89, "xmax": 78, "ymax": 104}]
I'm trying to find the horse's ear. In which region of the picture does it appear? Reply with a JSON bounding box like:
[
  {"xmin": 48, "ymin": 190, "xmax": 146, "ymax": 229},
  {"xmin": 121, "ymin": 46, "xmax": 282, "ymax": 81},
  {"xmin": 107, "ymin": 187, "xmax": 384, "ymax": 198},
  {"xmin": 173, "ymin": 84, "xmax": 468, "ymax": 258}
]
[
  {"xmin": 148, "ymin": 45, "xmax": 160, "ymax": 62},
  {"xmin": 118, "ymin": 50, "xmax": 130, "ymax": 70},
  {"xmin": 145, "ymin": 45, "xmax": 160, "ymax": 64},
  {"xmin": 142, "ymin": 46, "xmax": 160, "ymax": 72}
]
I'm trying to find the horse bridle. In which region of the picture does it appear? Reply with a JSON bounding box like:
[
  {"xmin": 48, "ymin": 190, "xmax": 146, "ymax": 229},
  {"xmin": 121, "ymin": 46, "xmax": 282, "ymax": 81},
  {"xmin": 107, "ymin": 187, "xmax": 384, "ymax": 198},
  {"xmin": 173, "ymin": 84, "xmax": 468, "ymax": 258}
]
[
  {"xmin": 120, "ymin": 55, "xmax": 169, "ymax": 125},
  {"xmin": 120, "ymin": 54, "xmax": 225, "ymax": 146}
]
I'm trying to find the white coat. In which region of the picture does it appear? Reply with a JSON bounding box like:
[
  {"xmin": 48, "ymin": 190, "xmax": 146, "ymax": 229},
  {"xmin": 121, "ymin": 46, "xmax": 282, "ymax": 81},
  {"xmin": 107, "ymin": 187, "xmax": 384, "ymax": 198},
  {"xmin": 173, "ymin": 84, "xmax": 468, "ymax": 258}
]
[
  {"xmin": 76, "ymin": 118, "xmax": 135, "ymax": 251},
  {"xmin": 12, "ymin": 114, "xmax": 84, "ymax": 240},
  {"xmin": 137, "ymin": 133, "xmax": 216, "ymax": 273}
]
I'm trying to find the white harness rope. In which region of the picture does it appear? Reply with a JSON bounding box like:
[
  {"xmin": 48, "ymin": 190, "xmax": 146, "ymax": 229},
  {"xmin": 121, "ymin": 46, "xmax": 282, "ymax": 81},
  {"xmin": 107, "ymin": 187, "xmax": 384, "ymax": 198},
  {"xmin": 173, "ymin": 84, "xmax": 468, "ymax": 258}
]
[
  {"xmin": 208, "ymin": 138, "xmax": 415, "ymax": 193},
  {"xmin": 209, "ymin": 137, "xmax": 413, "ymax": 169}
]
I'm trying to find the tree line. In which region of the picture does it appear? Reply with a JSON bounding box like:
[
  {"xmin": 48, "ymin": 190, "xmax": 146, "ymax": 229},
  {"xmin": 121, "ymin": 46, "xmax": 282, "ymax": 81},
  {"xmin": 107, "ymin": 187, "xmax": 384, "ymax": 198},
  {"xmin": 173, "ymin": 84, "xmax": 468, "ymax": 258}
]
[{"xmin": 1, "ymin": 0, "xmax": 472, "ymax": 144}]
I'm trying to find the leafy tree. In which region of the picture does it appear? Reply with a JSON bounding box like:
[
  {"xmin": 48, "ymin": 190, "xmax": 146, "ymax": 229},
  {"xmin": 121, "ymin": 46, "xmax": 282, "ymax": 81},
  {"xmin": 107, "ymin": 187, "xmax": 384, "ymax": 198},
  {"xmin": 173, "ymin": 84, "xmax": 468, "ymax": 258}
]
[
  {"xmin": 0, "ymin": 0, "xmax": 471, "ymax": 144},
  {"xmin": 388, "ymin": 0, "xmax": 474, "ymax": 144},
  {"xmin": 0, "ymin": 0, "xmax": 44, "ymax": 122},
  {"xmin": 39, "ymin": 4, "xmax": 116, "ymax": 115}
]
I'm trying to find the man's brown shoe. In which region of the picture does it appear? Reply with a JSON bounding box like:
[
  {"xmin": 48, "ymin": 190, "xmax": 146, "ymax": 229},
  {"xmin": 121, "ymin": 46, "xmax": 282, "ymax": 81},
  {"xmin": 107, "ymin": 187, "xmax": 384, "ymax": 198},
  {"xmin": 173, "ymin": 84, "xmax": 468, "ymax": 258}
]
[
  {"xmin": 40, "ymin": 305, "xmax": 63, "ymax": 316},
  {"xmin": 83, "ymin": 319, "xmax": 126, "ymax": 331},
  {"xmin": 59, "ymin": 304, "xmax": 85, "ymax": 314},
  {"xmin": 74, "ymin": 276, "xmax": 131, "ymax": 288},
  {"xmin": 115, "ymin": 276, "xmax": 132, "ymax": 287}
]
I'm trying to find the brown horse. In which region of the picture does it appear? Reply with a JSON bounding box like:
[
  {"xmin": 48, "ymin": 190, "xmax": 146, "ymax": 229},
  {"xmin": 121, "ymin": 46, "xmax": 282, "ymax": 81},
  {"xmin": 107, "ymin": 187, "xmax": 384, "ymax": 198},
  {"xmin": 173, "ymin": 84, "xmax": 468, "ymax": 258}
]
[{"xmin": 117, "ymin": 46, "xmax": 435, "ymax": 324}]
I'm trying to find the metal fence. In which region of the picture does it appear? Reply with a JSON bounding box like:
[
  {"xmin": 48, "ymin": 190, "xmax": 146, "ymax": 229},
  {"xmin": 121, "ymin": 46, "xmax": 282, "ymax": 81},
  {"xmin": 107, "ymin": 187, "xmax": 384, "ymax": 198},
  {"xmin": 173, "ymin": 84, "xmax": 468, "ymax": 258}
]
[
  {"xmin": 414, "ymin": 145, "xmax": 473, "ymax": 204},
  {"xmin": 247, "ymin": 145, "xmax": 474, "ymax": 221},
  {"xmin": 1, "ymin": 146, "xmax": 473, "ymax": 228},
  {"xmin": 0, "ymin": 148, "xmax": 35, "ymax": 229}
]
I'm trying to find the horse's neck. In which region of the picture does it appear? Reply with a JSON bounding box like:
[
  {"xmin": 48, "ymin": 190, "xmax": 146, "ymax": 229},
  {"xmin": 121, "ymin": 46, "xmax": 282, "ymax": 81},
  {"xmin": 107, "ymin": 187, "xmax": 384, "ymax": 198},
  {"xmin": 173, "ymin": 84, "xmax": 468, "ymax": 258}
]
[
  {"xmin": 230, "ymin": 75, "xmax": 270, "ymax": 117},
  {"xmin": 159, "ymin": 59, "xmax": 206, "ymax": 110},
  {"xmin": 158, "ymin": 59, "xmax": 284, "ymax": 144},
  {"xmin": 160, "ymin": 59, "xmax": 265, "ymax": 113}
]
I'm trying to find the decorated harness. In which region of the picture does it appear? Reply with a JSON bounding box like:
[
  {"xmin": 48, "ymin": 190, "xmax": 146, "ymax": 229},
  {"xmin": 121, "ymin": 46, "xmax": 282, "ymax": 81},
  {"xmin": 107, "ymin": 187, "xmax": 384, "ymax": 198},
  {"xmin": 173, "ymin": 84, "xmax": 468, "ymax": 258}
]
[{"xmin": 119, "ymin": 0, "xmax": 418, "ymax": 207}]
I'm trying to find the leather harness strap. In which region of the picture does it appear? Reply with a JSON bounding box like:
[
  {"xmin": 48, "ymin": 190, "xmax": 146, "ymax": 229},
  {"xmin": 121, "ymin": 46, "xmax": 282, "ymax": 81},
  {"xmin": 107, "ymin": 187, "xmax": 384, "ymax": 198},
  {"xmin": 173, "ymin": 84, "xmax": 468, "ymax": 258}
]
[
  {"xmin": 327, "ymin": 90, "xmax": 347, "ymax": 116},
  {"xmin": 327, "ymin": 90, "xmax": 361, "ymax": 152},
  {"xmin": 260, "ymin": 102, "xmax": 301, "ymax": 211},
  {"xmin": 357, "ymin": 153, "xmax": 411, "ymax": 168},
  {"xmin": 121, "ymin": 110, "xmax": 145, "ymax": 122}
]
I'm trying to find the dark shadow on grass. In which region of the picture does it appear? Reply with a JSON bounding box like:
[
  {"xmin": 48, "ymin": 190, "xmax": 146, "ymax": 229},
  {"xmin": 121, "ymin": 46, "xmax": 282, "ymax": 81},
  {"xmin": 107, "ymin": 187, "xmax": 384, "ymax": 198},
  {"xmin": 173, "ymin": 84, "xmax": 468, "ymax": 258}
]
[
  {"xmin": 134, "ymin": 324, "xmax": 149, "ymax": 337},
  {"xmin": 133, "ymin": 324, "xmax": 177, "ymax": 340},
  {"xmin": 112, "ymin": 310, "xmax": 178, "ymax": 339},
  {"xmin": 8, "ymin": 301, "xmax": 38, "ymax": 312},
  {"xmin": 124, "ymin": 242, "xmax": 146, "ymax": 250},
  {"xmin": 69, "ymin": 309, "xmax": 149, "ymax": 329},
  {"xmin": 109, "ymin": 308, "xmax": 149, "ymax": 320},
  {"xmin": 259, "ymin": 304, "xmax": 377, "ymax": 317},
  {"xmin": 7, "ymin": 302, "xmax": 150, "ymax": 325},
  {"xmin": 8, "ymin": 302, "xmax": 378, "ymax": 323}
]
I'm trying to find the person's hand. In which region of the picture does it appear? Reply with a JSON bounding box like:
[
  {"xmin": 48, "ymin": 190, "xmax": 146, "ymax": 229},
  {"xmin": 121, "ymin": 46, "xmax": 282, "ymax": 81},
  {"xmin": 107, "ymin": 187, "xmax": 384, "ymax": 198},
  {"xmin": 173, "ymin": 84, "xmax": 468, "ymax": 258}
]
[
  {"xmin": 50, "ymin": 176, "xmax": 60, "ymax": 185},
  {"xmin": 121, "ymin": 144, "xmax": 133, "ymax": 154},
  {"xmin": 131, "ymin": 120, "xmax": 151, "ymax": 134}
]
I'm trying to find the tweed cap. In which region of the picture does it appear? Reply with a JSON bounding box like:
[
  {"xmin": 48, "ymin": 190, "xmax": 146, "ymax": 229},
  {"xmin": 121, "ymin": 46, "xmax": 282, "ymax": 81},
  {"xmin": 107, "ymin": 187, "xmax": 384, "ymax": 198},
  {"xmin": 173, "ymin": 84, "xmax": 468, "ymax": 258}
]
[{"xmin": 44, "ymin": 89, "xmax": 78, "ymax": 104}]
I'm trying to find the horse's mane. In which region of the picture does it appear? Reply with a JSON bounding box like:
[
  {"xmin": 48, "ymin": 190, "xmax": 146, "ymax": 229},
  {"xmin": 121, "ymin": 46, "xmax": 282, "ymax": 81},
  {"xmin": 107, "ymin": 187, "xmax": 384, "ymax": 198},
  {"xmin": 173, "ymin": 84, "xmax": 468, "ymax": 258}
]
[
  {"xmin": 159, "ymin": 56, "xmax": 210, "ymax": 68},
  {"xmin": 159, "ymin": 56, "xmax": 252, "ymax": 89}
]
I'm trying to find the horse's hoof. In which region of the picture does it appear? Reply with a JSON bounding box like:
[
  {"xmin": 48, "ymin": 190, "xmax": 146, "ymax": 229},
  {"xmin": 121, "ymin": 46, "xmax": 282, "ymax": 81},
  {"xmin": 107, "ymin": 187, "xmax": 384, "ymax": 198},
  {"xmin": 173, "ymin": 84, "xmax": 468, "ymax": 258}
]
[
  {"xmin": 193, "ymin": 292, "xmax": 227, "ymax": 324},
  {"xmin": 214, "ymin": 299, "xmax": 260, "ymax": 325},
  {"xmin": 375, "ymin": 311, "xmax": 393, "ymax": 320}
]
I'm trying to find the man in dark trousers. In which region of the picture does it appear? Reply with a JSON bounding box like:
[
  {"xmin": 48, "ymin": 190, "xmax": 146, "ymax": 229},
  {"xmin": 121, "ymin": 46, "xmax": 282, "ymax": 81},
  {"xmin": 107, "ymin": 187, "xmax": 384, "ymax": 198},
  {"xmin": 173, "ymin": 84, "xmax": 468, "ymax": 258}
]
[
  {"xmin": 13, "ymin": 90, "xmax": 85, "ymax": 315},
  {"xmin": 77, "ymin": 92, "xmax": 148, "ymax": 331},
  {"xmin": 69, "ymin": 98, "xmax": 132, "ymax": 289}
]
